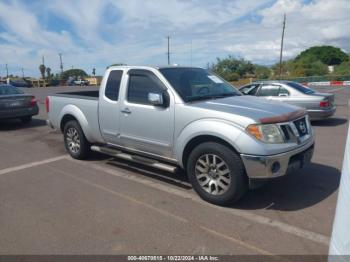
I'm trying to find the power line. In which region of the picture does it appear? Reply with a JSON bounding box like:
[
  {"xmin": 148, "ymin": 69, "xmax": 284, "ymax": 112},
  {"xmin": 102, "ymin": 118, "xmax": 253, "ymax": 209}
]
[{"xmin": 278, "ymin": 13, "xmax": 286, "ymax": 79}]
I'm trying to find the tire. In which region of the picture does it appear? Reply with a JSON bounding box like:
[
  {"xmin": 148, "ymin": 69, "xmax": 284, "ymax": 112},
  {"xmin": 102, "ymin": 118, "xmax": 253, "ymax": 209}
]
[
  {"xmin": 187, "ymin": 142, "xmax": 248, "ymax": 206},
  {"xmin": 21, "ymin": 116, "xmax": 32, "ymax": 123},
  {"xmin": 63, "ymin": 120, "xmax": 90, "ymax": 159}
]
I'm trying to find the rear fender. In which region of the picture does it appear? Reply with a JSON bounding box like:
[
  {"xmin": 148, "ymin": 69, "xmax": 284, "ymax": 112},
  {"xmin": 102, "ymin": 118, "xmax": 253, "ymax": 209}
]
[{"xmin": 59, "ymin": 104, "xmax": 94, "ymax": 142}]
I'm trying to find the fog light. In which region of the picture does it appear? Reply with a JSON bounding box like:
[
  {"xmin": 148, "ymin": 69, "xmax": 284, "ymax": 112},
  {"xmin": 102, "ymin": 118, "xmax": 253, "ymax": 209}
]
[{"xmin": 271, "ymin": 161, "xmax": 281, "ymax": 174}]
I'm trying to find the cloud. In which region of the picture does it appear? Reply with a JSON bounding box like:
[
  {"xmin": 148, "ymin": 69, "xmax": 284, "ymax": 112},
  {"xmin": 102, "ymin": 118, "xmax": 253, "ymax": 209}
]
[{"xmin": 0, "ymin": 0, "xmax": 349, "ymax": 77}]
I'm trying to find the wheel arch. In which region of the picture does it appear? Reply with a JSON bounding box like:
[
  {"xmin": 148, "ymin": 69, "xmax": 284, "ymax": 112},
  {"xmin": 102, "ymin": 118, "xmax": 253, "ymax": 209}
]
[
  {"xmin": 182, "ymin": 135, "xmax": 240, "ymax": 170},
  {"xmin": 58, "ymin": 105, "xmax": 93, "ymax": 142},
  {"xmin": 175, "ymin": 119, "xmax": 244, "ymax": 168}
]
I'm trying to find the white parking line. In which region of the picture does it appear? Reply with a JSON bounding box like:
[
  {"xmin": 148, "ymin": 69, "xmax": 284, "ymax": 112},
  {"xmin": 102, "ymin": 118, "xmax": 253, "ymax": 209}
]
[
  {"xmin": 0, "ymin": 154, "xmax": 330, "ymax": 247},
  {"xmin": 68, "ymin": 158, "xmax": 330, "ymax": 246},
  {"xmin": 0, "ymin": 155, "xmax": 67, "ymax": 176}
]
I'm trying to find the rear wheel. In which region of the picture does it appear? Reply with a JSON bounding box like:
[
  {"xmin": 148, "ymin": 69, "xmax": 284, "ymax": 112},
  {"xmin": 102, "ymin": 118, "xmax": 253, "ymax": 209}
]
[
  {"xmin": 20, "ymin": 116, "xmax": 32, "ymax": 123},
  {"xmin": 187, "ymin": 142, "xmax": 247, "ymax": 205},
  {"xmin": 63, "ymin": 120, "xmax": 90, "ymax": 159}
]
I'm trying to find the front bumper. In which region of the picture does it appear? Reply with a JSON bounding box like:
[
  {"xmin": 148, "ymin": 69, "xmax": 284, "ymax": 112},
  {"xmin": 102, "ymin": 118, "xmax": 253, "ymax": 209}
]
[
  {"xmin": 240, "ymin": 138, "xmax": 314, "ymax": 179},
  {"xmin": 308, "ymin": 107, "xmax": 336, "ymax": 120}
]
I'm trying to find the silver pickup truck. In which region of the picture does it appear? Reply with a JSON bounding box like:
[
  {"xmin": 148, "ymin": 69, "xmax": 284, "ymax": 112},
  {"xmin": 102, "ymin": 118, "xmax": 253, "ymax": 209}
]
[{"xmin": 47, "ymin": 66, "xmax": 315, "ymax": 205}]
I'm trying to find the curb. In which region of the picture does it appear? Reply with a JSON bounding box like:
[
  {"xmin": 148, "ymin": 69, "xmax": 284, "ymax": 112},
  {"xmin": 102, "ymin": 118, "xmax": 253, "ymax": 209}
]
[{"xmin": 303, "ymin": 81, "xmax": 350, "ymax": 87}]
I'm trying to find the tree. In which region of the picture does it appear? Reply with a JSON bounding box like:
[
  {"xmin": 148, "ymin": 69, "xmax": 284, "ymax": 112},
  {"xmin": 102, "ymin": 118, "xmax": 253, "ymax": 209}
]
[
  {"xmin": 92, "ymin": 68, "xmax": 96, "ymax": 76},
  {"xmin": 255, "ymin": 65, "xmax": 271, "ymax": 79},
  {"xmin": 46, "ymin": 67, "xmax": 51, "ymax": 79},
  {"xmin": 211, "ymin": 56, "xmax": 255, "ymax": 81},
  {"xmin": 334, "ymin": 61, "xmax": 350, "ymax": 75},
  {"xmin": 39, "ymin": 64, "xmax": 46, "ymax": 79},
  {"xmin": 295, "ymin": 46, "xmax": 349, "ymax": 65},
  {"xmin": 61, "ymin": 69, "xmax": 88, "ymax": 81}
]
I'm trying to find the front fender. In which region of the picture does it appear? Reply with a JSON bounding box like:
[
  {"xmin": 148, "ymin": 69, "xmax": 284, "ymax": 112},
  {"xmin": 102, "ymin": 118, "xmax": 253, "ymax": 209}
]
[
  {"xmin": 59, "ymin": 104, "xmax": 95, "ymax": 142},
  {"xmin": 175, "ymin": 119, "xmax": 245, "ymax": 168}
]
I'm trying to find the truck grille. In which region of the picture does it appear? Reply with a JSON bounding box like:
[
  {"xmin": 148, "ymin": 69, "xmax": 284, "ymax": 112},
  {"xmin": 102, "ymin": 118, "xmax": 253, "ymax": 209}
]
[
  {"xmin": 293, "ymin": 117, "xmax": 308, "ymax": 137},
  {"xmin": 279, "ymin": 116, "xmax": 310, "ymax": 143}
]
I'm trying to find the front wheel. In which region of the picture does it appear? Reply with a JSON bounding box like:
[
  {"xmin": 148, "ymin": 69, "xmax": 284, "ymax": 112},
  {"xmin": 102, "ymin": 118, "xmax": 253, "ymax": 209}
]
[
  {"xmin": 63, "ymin": 120, "xmax": 90, "ymax": 159},
  {"xmin": 187, "ymin": 142, "xmax": 248, "ymax": 206}
]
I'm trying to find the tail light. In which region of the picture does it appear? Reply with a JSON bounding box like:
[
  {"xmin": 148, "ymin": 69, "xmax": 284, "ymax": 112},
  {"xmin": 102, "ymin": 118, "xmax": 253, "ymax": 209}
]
[
  {"xmin": 30, "ymin": 97, "xmax": 37, "ymax": 107},
  {"xmin": 320, "ymin": 101, "xmax": 329, "ymax": 108},
  {"xmin": 45, "ymin": 96, "xmax": 50, "ymax": 113}
]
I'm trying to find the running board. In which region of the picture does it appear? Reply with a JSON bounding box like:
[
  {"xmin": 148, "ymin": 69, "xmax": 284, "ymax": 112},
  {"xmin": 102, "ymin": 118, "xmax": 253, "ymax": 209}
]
[{"xmin": 91, "ymin": 145, "xmax": 177, "ymax": 173}]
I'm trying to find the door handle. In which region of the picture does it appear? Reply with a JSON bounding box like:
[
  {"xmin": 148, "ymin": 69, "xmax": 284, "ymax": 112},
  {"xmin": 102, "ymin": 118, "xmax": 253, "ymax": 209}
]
[{"xmin": 121, "ymin": 108, "xmax": 132, "ymax": 114}]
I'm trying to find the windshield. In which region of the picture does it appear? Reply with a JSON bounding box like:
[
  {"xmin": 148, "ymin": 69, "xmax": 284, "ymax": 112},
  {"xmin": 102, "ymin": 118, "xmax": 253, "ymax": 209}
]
[
  {"xmin": 0, "ymin": 85, "xmax": 23, "ymax": 95},
  {"xmin": 286, "ymin": 82, "xmax": 315, "ymax": 94},
  {"xmin": 159, "ymin": 68, "xmax": 241, "ymax": 102}
]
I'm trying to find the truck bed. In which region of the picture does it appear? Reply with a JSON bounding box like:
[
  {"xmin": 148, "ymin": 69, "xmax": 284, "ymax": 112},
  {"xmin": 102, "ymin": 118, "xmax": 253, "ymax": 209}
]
[
  {"xmin": 48, "ymin": 90, "xmax": 103, "ymax": 143},
  {"xmin": 56, "ymin": 90, "xmax": 99, "ymax": 100}
]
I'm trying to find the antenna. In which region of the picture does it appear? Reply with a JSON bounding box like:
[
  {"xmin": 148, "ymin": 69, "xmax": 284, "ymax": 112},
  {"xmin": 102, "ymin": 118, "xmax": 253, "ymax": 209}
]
[
  {"xmin": 59, "ymin": 53, "xmax": 63, "ymax": 73},
  {"xmin": 278, "ymin": 13, "xmax": 286, "ymax": 79},
  {"xmin": 166, "ymin": 36, "xmax": 171, "ymax": 65}
]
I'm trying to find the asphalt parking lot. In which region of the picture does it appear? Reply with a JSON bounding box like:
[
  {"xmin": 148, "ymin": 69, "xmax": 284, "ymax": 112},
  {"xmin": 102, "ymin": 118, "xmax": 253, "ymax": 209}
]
[{"xmin": 0, "ymin": 85, "xmax": 349, "ymax": 256}]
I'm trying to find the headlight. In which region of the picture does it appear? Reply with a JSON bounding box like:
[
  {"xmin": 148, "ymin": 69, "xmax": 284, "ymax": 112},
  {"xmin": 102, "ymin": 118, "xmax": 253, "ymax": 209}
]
[{"xmin": 246, "ymin": 124, "xmax": 284, "ymax": 143}]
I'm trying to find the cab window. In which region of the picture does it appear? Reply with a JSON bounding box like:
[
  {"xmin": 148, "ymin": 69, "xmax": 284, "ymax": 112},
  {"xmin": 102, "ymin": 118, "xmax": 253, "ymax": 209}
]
[
  {"xmin": 127, "ymin": 70, "xmax": 167, "ymax": 105},
  {"xmin": 240, "ymin": 84, "xmax": 260, "ymax": 95},
  {"xmin": 258, "ymin": 84, "xmax": 280, "ymax": 96},
  {"xmin": 105, "ymin": 70, "xmax": 123, "ymax": 101}
]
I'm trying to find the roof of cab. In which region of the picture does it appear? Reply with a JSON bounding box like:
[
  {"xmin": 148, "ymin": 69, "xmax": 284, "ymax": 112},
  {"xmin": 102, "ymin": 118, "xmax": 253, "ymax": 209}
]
[{"xmin": 107, "ymin": 65, "xmax": 204, "ymax": 70}]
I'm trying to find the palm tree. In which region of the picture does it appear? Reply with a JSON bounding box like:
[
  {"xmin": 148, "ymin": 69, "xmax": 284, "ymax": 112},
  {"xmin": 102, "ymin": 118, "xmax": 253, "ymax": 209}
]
[
  {"xmin": 92, "ymin": 68, "xmax": 96, "ymax": 76},
  {"xmin": 39, "ymin": 64, "xmax": 46, "ymax": 79},
  {"xmin": 46, "ymin": 67, "xmax": 51, "ymax": 79}
]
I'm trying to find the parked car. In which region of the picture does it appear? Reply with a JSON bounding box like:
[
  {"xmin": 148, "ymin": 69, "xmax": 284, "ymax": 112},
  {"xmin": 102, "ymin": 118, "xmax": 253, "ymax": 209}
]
[
  {"xmin": 73, "ymin": 79, "xmax": 89, "ymax": 86},
  {"xmin": 0, "ymin": 84, "xmax": 39, "ymax": 123},
  {"xmin": 9, "ymin": 79, "xmax": 32, "ymax": 88},
  {"xmin": 239, "ymin": 81, "xmax": 335, "ymax": 120},
  {"xmin": 46, "ymin": 66, "xmax": 314, "ymax": 205}
]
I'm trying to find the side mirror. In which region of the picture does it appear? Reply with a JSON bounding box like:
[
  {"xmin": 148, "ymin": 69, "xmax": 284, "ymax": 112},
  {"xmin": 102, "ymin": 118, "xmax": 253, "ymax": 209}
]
[{"xmin": 148, "ymin": 92, "xmax": 164, "ymax": 106}]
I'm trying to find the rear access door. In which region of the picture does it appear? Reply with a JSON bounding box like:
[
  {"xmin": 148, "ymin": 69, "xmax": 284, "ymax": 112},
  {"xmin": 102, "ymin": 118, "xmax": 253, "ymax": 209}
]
[{"xmin": 98, "ymin": 69, "xmax": 124, "ymax": 144}]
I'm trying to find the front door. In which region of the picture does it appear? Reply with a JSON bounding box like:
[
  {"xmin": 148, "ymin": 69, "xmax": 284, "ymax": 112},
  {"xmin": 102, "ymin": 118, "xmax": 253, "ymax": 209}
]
[{"xmin": 119, "ymin": 69, "xmax": 174, "ymax": 158}]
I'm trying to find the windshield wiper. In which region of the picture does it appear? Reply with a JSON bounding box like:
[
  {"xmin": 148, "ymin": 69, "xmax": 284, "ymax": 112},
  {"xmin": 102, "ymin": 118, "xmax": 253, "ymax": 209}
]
[{"xmin": 186, "ymin": 93, "xmax": 239, "ymax": 102}]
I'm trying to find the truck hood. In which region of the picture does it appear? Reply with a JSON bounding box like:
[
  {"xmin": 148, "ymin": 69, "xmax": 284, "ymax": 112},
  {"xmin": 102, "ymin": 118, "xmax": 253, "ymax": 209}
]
[{"xmin": 189, "ymin": 95, "xmax": 304, "ymax": 124}]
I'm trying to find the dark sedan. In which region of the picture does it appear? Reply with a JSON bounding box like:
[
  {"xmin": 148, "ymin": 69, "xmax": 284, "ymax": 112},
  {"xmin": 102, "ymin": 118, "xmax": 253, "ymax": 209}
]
[
  {"xmin": 0, "ymin": 84, "xmax": 39, "ymax": 123},
  {"xmin": 239, "ymin": 81, "xmax": 336, "ymax": 120}
]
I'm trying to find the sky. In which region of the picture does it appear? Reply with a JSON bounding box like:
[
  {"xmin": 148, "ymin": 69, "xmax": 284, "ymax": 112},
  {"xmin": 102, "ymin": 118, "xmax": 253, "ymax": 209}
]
[{"xmin": 0, "ymin": 0, "xmax": 349, "ymax": 77}]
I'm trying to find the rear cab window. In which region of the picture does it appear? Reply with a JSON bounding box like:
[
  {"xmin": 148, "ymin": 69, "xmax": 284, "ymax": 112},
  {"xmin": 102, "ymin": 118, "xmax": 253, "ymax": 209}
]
[{"xmin": 105, "ymin": 70, "xmax": 123, "ymax": 101}]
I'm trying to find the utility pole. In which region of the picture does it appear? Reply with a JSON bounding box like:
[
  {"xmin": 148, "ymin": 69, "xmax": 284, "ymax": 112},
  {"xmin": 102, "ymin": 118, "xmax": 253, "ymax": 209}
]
[
  {"xmin": 42, "ymin": 55, "xmax": 45, "ymax": 66},
  {"xmin": 167, "ymin": 36, "xmax": 170, "ymax": 65},
  {"xmin": 278, "ymin": 13, "xmax": 286, "ymax": 79},
  {"xmin": 21, "ymin": 68, "xmax": 24, "ymax": 78},
  {"xmin": 59, "ymin": 53, "xmax": 63, "ymax": 74},
  {"xmin": 5, "ymin": 64, "xmax": 8, "ymax": 78}
]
